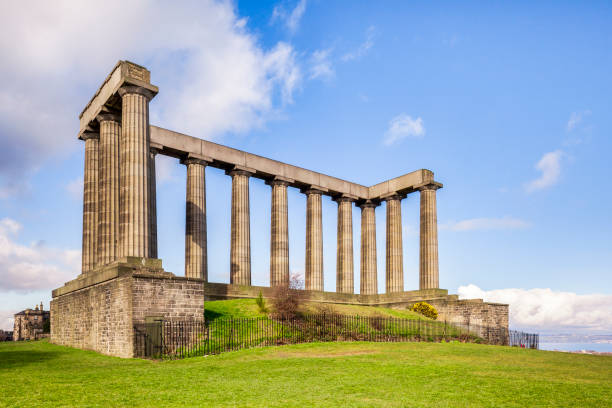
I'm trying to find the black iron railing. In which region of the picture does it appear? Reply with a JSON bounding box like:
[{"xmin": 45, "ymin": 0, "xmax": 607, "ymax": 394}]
[{"xmin": 133, "ymin": 314, "xmax": 538, "ymax": 359}]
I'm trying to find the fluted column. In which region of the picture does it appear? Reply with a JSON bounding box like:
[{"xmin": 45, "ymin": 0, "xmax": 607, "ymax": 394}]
[
  {"xmin": 304, "ymin": 189, "xmax": 324, "ymax": 291},
  {"xmin": 229, "ymin": 169, "xmax": 252, "ymax": 285},
  {"xmin": 385, "ymin": 195, "xmax": 404, "ymax": 293},
  {"xmin": 81, "ymin": 132, "xmax": 99, "ymax": 274},
  {"xmin": 183, "ymin": 158, "xmax": 208, "ymax": 280},
  {"xmin": 96, "ymin": 114, "xmax": 120, "ymax": 266},
  {"xmin": 149, "ymin": 147, "xmax": 159, "ymax": 259},
  {"xmin": 118, "ymin": 86, "xmax": 155, "ymax": 259},
  {"xmin": 359, "ymin": 201, "xmax": 378, "ymax": 295},
  {"xmin": 269, "ymin": 178, "xmax": 289, "ymax": 287},
  {"xmin": 419, "ymin": 184, "xmax": 440, "ymax": 289},
  {"xmin": 335, "ymin": 196, "xmax": 354, "ymax": 294}
]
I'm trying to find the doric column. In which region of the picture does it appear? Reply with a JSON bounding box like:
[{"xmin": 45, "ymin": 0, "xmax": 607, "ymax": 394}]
[
  {"xmin": 149, "ymin": 146, "xmax": 159, "ymax": 259},
  {"xmin": 335, "ymin": 196, "xmax": 355, "ymax": 294},
  {"xmin": 117, "ymin": 86, "xmax": 155, "ymax": 259},
  {"xmin": 96, "ymin": 114, "xmax": 120, "ymax": 266},
  {"xmin": 419, "ymin": 184, "xmax": 441, "ymax": 289},
  {"xmin": 81, "ymin": 132, "xmax": 99, "ymax": 274},
  {"xmin": 359, "ymin": 201, "xmax": 378, "ymax": 295},
  {"xmin": 384, "ymin": 194, "xmax": 404, "ymax": 293},
  {"xmin": 304, "ymin": 188, "xmax": 324, "ymax": 291},
  {"xmin": 269, "ymin": 178, "xmax": 290, "ymax": 287},
  {"xmin": 229, "ymin": 169, "xmax": 252, "ymax": 285},
  {"xmin": 183, "ymin": 157, "xmax": 208, "ymax": 280}
]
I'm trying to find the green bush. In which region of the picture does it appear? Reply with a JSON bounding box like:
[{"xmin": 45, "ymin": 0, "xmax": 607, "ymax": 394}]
[
  {"xmin": 410, "ymin": 302, "xmax": 438, "ymax": 320},
  {"xmin": 255, "ymin": 291, "xmax": 268, "ymax": 313}
]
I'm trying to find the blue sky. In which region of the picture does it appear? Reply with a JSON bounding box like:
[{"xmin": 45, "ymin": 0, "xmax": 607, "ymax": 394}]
[{"xmin": 0, "ymin": 0, "xmax": 610, "ymax": 333}]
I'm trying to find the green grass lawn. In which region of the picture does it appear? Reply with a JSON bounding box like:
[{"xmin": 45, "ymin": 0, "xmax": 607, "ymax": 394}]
[
  {"xmin": 1, "ymin": 340, "xmax": 610, "ymax": 407},
  {"xmin": 205, "ymin": 298, "xmax": 428, "ymax": 320}
]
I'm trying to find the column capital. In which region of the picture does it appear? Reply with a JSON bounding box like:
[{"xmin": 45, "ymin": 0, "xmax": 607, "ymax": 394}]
[
  {"xmin": 333, "ymin": 194, "xmax": 358, "ymax": 203},
  {"xmin": 96, "ymin": 113, "xmax": 121, "ymax": 123},
  {"xmin": 358, "ymin": 200, "xmax": 380, "ymax": 209},
  {"xmin": 380, "ymin": 192, "xmax": 406, "ymax": 202},
  {"xmin": 417, "ymin": 182, "xmax": 443, "ymax": 192},
  {"xmin": 81, "ymin": 132, "xmax": 99, "ymax": 141},
  {"xmin": 225, "ymin": 165, "xmax": 255, "ymax": 178},
  {"xmin": 150, "ymin": 142, "xmax": 163, "ymax": 155},
  {"xmin": 301, "ymin": 185, "xmax": 328, "ymax": 195},
  {"xmin": 118, "ymin": 85, "xmax": 156, "ymax": 101},
  {"xmin": 266, "ymin": 175, "xmax": 293, "ymax": 187}
]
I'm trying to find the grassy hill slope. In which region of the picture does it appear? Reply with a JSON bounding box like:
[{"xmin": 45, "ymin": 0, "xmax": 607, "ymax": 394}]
[
  {"xmin": 1, "ymin": 340, "xmax": 609, "ymax": 407},
  {"xmin": 205, "ymin": 298, "xmax": 429, "ymax": 320}
]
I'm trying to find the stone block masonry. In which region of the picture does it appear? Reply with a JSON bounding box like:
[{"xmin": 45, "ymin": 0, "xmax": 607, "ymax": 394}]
[{"xmin": 51, "ymin": 259, "xmax": 204, "ymax": 358}]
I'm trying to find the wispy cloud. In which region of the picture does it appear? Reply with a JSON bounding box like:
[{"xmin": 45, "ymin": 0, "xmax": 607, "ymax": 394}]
[
  {"xmin": 309, "ymin": 48, "xmax": 334, "ymax": 80},
  {"xmin": 65, "ymin": 177, "xmax": 83, "ymax": 200},
  {"xmin": 383, "ymin": 114, "xmax": 425, "ymax": 145},
  {"xmin": 567, "ymin": 110, "xmax": 591, "ymax": 132},
  {"xmin": 341, "ymin": 26, "xmax": 375, "ymax": 62},
  {"xmin": 458, "ymin": 284, "xmax": 612, "ymax": 333},
  {"xmin": 0, "ymin": 218, "xmax": 80, "ymax": 292},
  {"xmin": 0, "ymin": 309, "xmax": 16, "ymax": 331},
  {"xmin": 0, "ymin": 1, "xmax": 302, "ymax": 197},
  {"xmin": 272, "ymin": 0, "xmax": 307, "ymax": 34},
  {"xmin": 442, "ymin": 217, "xmax": 530, "ymax": 232},
  {"xmin": 524, "ymin": 150, "xmax": 564, "ymax": 192}
]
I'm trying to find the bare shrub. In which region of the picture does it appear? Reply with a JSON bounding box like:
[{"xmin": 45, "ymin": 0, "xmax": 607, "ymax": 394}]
[{"xmin": 271, "ymin": 274, "xmax": 304, "ymax": 319}]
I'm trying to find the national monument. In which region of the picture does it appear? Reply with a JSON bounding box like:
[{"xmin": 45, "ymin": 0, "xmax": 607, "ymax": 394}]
[{"xmin": 51, "ymin": 61, "xmax": 508, "ymax": 358}]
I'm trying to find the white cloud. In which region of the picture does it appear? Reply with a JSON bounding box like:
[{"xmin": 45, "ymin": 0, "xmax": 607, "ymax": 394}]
[
  {"xmin": 0, "ymin": 1, "xmax": 301, "ymax": 196},
  {"xmin": 442, "ymin": 217, "xmax": 530, "ymax": 232},
  {"xmin": 383, "ymin": 114, "xmax": 425, "ymax": 145},
  {"xmin": 272, "ymin": 0, "xmax": 308, "ymax": 34},
  {"xmin": 567, "ymin": 110, "xmax": 591, "ymax": 131},
  {"xmin": 341, "ymin": 26, "xmax": 375, "ymax": 62},
  {"xmin": 524, "ymin": 150, "xmax": 564, "ymax": 192},
  {"xmin": 458, "ymin": 284, "xmax": 612, "ymax": 332},
  {"xmin": 0, "ymin": 218, "xmax": 80, "ymax": 292},
  {"xmin": 65, "ymin": 177, "xmax": 83, "ymax": 200},
  {"xmin": 309, "ymin": 48, "xmax": 335, "ymax": 80}
]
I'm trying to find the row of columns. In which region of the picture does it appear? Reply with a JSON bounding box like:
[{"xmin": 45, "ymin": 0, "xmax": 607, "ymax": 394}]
[
  {"xmin": 180, "ymin": 163, "xmax": 440, "ymax": 293},
  {"xmin": 80, "ymin": 86, "xmax": 441, "ymax": 294},
  {"xmin": 81, "ymin": 86, "xmax": 157, "ymax": 274}
]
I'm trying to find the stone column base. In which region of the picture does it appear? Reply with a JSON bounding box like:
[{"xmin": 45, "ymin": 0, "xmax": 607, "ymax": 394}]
[{"xmin": 51, "ymin": 258, "xmax": 204, "ymax": 358}]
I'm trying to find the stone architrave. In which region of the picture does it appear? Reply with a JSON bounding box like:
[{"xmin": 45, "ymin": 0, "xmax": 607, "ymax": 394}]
[
  {"xmin": 335, "ymin": 196, "xmax": 355, "ymax": 294},
  {"xmin": 81, "ymin": 132, "xmax": 99, "ymax": 274},
  {"xmin": 96, "ymin": 113, "xmax": 121, "ymax": 266},
  {"xmin": 117, "ymin": 86, "xmax": 156, "ymax": 259},
  {"xmin": 419, "ymin": 184, "xmax": 441, "ymax": 289},
  {"xmin": 229, "ymin": 169, "xmax": 252, "ymax": 285},
  {"xmin": 269, "ymin": 178, "xmax": 290, "ymax": 287},
  {"xmin": 304, "ymin": 188, "xmax": 324, "ymax": 291},
  {"xmin": 384, "ymin": 194, "xmax": 404, "ymax": 293},
  {"xmin": 183, "ymin": 157, "xmax": 208, "ymax": 280},
  {"xmin": 359, "ymin": 201, "xmax": 378, "ymax": 295}
]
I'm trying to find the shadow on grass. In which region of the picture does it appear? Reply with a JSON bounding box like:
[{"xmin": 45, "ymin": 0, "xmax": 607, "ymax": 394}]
[
  {"xmin": 0, "ymin": 350, "xmax": 61, "ymax": 369},
  {"xmin": 204, "ymin": 309, "xmax": 223, "ymax": 320}
]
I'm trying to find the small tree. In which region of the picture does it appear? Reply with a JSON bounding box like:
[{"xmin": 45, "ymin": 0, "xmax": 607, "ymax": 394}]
[
  {"xmin": 271, "ymin": 274, "xmax": 304, "ymax": 319},
  {"xmin": 410, "ymin": 302, "xmax": 438, "ymax": 320},
  {"xmin": 255, "ymin": 291, "xmax": 268, "ymax": 313}
]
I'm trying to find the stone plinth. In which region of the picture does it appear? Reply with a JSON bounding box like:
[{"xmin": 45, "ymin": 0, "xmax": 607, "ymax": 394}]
[{"xmin": 50, "ymin": 258, "xmax": 204, "ymax": 358}]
